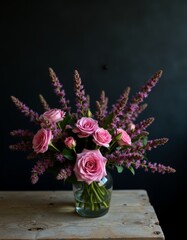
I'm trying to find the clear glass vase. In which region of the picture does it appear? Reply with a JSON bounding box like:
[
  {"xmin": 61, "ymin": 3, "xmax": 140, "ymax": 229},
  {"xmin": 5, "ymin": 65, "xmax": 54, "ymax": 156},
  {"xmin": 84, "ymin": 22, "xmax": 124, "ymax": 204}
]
[{"xmin": 73, "ymin": 171, "xmax": 113, "ymax": 217}]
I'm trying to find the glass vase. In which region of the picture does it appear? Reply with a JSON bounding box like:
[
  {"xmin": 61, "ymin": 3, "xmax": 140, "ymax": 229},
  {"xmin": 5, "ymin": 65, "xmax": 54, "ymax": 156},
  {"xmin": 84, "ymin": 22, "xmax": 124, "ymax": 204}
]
[{"xmin": 72, "ymin": 171, "xmax": 113, "ymax": 217}]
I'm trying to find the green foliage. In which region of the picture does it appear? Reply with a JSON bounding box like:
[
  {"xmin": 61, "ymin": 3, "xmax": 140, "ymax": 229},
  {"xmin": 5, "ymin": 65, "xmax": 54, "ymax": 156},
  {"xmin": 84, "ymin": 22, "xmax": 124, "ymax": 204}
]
[
  {"xmin": 103, "ymin": 113, "xmax": 113, "ymax": 129},
  {"xmin": 62, "ymin": 148, "xmax": 75, "ymax": 161},
  {"xmin": 59, "ymin": 114, "xmax": 74, "ymax": 132},
  {"xmin": 115, "ymin": 165, "xmax": 124, "ymax": 173},
  {"xmin": 142, "ymin": 136, "xmax": 148, "ymax": 147},
  {"xmin": 128, "ymin": 166, "xmax": 135, "ymax": 175}
]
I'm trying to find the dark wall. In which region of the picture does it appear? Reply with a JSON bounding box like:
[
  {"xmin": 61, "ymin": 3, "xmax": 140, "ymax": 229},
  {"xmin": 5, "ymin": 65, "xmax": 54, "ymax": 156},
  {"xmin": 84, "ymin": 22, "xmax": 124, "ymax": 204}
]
[{"xmin": 1, "ymin": 1, "xmax": 186, "ymax": 239}]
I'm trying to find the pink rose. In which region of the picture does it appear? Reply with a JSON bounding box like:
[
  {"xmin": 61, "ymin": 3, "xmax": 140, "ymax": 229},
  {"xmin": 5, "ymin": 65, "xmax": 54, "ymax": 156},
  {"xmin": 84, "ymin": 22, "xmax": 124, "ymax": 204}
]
[
  {"xmin": 73, "ymin": 117, "xmax": 98, "ymax": 138},
  {"xmin": 64, "ymin": 137, "xmax": 76, "ymax": 149},
  {"xmin": 73, "ymin": 149, "xmax": 107, "ymax": 185},
  {"xmin": 116, "ymin": 128, "xmax": 131, "ymax": 146},
  {"xmin": 32, "ymin": 128, "xmax": 53, "ymax": 154},
  {"xmin": 93, "ymin": 128, "xmax": 112, "ymax": 147},
  {"xmin": 42, "ymin": 109, "xmax": 65, "ymax": 124}
]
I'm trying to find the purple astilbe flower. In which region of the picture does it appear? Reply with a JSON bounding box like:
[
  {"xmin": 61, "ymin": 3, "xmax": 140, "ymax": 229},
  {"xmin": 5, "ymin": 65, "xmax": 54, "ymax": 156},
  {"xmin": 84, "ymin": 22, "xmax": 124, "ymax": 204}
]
[
  {"xmin": 51, "ymin": 127, "xmax": 64, "ymax": 142},
  {"xmin": 129, "ymin": 141, "xmax": 143, "ymax": 155},
  {"xmin": 125, "ymin": 152, "xmax": 144, "ymax": 161},
  {"xmin": 9, "ymin": 141, "xmax": 32, "ymax": 151},
  {"xmin": 130, "ymin": 103, "xmax": 148, "ymax": 122},
  {"xmin": 56, "ymin": 166, "xmax": 72, "ymax": 180},
  {"xmin": 131, "ymin": 130, "xmax": 149, "ymax": 141},
  {"xmin": 31, "ymin": 159, "xmax": 54, "ymax": 184},
  {"xmin": 122, "ymin": 152, "xmax": 144, "ymax": 169},
  {"xmin": 145, "ymin": 138, "xmax": 169, "ymax": 151},
  {"xmin": 130, "ymin": 137, "xmax": 168, "ymax": 157},
  {"xmin": 124, "ymin": 158, "xmax": 175, "ymax": 174},
  {"xmin": 95, "ymin": 91, "xmax": 108, "ymax": 125},
  {"xmin": 131, "ymin": 117, "xmax": 155, "ymax": 138},
  {"xmin": 134, "ymin": 160, "xmax": 141, "ymax": 169},
  {"xmin": 39, "ymin": 94, "xmax": 50, "ymax": 111},
  {"xmin": 55, "ymin": 153, "xmax": 66, "ymax": 163},
  {"xmin": 122, "ymin": 70, "xmax": 162, "ymax": 126},
  {"xmin": 110, "ymin": 87, "xmax": 130, "ymax": 129},
  {"xmin": 11, "ymin": 96, "xmax": 40, "ymax": 124},
  {"xmin": 74, "ymin": 70, "xmax": 90, "ymax": 118},
  {"xmin": 129, "ymin": 137, "xmax": 147, "ymax": 156},
  {"xmin": 39, "ymin": 115, "xmax": 52, "ymax": 129},
  {"xmin": 145, "ymin": 161, "xmax": 176, "ymax": 174},
  {"xmin": 156, "ymin": 163, "xmax": 176, "ymax": 173},
  {"xmin": 49, "ymin": 68, "xmax": 71, "ymax": 112},
  {"xmin": 124, "ymin": 159, "xmax": 142, "ymax": 169},
  {"xmin": 121, "ymin": 154, "xmax": 175, "ymax": 173},
  {"xmin": 106, "ymin": 150, "xmax": 144, "ymax": 166},
  {"xmin": 10, "ymin": 129, "xmax": 34, "ymax": 138}
]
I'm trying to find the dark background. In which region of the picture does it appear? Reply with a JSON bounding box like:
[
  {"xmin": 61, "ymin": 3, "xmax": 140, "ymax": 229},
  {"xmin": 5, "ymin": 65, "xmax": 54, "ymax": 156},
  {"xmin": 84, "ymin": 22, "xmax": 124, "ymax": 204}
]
[{"xmin": 1, "ymin": 0, "xmax": 186, "ymax": 239}]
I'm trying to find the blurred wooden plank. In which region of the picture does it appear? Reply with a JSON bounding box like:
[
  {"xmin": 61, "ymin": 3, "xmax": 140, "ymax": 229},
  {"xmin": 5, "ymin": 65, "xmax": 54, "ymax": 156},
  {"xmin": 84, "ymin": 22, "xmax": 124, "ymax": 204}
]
[{"xmin": 0, "ymin": 190, "xmax": 164, "ymax": 240}]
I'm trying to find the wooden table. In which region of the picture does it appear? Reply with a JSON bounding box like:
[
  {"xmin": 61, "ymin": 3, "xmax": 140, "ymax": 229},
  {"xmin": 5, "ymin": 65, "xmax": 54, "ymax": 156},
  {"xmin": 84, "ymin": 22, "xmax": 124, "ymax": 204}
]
[{"xmin": 0, "ymin": 190, "xmax": 164, "ymax": 240}]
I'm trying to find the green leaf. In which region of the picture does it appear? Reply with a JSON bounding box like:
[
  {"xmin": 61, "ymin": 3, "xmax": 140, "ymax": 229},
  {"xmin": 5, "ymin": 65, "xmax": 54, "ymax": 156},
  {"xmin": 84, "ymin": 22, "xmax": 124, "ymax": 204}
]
[
  {"xmin": 62, "ymin": 148, "xmax": 74, "ymax": 161},
  {"xmin": 115, "ymin": 132, "xmax": 122, "ymax": 141},
  {"xmin": 87, "ymin": 109, "xmax": 92, "ymax": 117},
  {"xmin": 142, "ymin": 137, "xmax": 148, "ymax": 147},
  {"xmin": 103, "ymin": 113, "xmax": 113, "ymax": 129},
  {"xmin": 59, "ymin": 114, "xmax": 74, "ymax": 132},
  {"xmin": 115, "ymin": 165, "xmax": 124, "ymax": 173},
  {"xmin": 128, "ymin": 166, "xmax": 135, "ymax": 175}
]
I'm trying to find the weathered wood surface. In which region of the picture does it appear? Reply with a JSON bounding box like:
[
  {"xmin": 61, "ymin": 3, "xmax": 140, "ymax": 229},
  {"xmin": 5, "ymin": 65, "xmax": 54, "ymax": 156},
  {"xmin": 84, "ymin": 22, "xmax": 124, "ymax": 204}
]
[{"xmin": 0, "ymin": 190, "xmax": 164, "ymax": 240}]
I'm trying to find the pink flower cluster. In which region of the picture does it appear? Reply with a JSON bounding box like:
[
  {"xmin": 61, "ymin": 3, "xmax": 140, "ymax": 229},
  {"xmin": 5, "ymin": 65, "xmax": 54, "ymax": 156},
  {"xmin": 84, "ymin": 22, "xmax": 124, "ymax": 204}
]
[
  {"xmin": 10, "ymin": 68, "xmax": 176, "ymax": 186},
  {"xmin": 32, "ymin": 109, "xmax": 65, "ymax": 154},
  {"xmin": 32, "ymin": 114, "xmax": 131, "ymax": 184},
  {"xmin": 72, "ymin": 117, "xmax": 131, "ymax": 184}
]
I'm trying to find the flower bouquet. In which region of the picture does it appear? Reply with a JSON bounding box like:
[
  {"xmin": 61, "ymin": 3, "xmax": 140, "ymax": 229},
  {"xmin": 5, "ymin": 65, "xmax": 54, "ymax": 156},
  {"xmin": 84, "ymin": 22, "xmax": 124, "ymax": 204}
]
[{"xmin": 10, "ymin": 68, "xmax": 175, "ymax": 217}]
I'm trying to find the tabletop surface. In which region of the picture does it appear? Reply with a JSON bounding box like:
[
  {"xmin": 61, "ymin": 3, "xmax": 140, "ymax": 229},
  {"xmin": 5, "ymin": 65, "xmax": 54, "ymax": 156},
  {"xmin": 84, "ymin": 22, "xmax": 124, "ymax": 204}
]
[{"xmin": 0, "ymin": 190, "xmax": 164, "ymax": 240}]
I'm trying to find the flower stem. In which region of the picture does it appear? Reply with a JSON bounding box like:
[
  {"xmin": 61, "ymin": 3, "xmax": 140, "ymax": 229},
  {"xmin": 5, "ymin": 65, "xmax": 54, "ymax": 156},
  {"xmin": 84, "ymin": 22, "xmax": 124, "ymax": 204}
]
[
  {"xmin": 91, "ymin": 182, "xmax": 103, "ymax": 202},
  {"xmin": 49, "ymin": 142, "xmax": 60, "ymax": 152},
  {"xmin": 74, "ymin": 180, "xmax": 111, "ymax": 213}
]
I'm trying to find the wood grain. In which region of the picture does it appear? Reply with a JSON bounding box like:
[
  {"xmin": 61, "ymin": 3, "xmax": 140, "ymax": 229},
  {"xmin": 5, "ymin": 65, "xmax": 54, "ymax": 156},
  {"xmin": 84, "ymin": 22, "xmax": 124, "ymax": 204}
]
[{"xmin": 0, "ymin": 190, "xmax": 164, "ymax": 240}]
